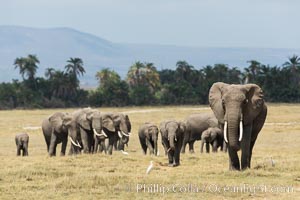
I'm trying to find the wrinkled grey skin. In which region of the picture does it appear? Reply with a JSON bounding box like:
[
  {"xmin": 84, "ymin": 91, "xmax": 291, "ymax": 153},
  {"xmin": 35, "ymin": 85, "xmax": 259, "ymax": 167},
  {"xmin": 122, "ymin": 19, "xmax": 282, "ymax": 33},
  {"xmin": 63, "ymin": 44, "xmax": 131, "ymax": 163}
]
[
  {"xmin": 15, "ymin": 133, "xmax": 29, "ymax": 156},
  {"xmin": 200, "ymin": 127, "xmax": 223, "ymax": 153},
  {"xmin": 95, "ymin": 113, "xmax": 131, "ymax": 155},
  {"xmin": 113, "ymin": 113, "xmax": 131, "ymax": 151},
  {"xmin": 209, "ymin": 82, "xmax": 267, "ymax": 170},
  {"xmin": 42, "ymin": 112, "xmax": 69, "ymax": 156},
  {"xmin": 181, "ymin": 113, "xmax": 219, "ymax": 154},
  {"xmin": 65, "ymin": 108, "xmax": 108, "ymax": 155},
  {"xmin": 160, "ymin": 120, "xmax": 185, "ymax": 167},
  {"xmin": 138, "ymin": 123, "xmax": 159, "ymax": 156}
]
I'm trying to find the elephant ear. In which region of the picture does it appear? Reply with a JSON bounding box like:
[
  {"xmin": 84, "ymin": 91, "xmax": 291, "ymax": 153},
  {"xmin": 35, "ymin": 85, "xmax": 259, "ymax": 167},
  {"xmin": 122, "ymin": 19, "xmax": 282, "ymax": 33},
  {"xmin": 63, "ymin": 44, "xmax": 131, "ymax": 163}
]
[
  {"xmin": 49, "ymin": 112, "xmax": 64, "ymax": 133},
  {"xmin": 125, "ymin": 115, "xmax": 131, "ymax": 132},
  {"xmin": 159, "ymin": 122, "xmax": 167, "ymax": 135},
  {"xmin": 209, "ymin": 82, "xmax": 229, "ymax": 124},
  {"xmin": 79, "ymin": 114, "xmax": 91, "ymax": 130},
  {"xmin": 178, "ymin": 121, "xmax": 186, "ymax": 134},
  {"xmin": 244, "ymin": 84, "xmax": 265, "ymax": 123},
  {"xmin": 112, "ymin": 114, "xmax": 122, "ymax": 127},
  {"xmin": 201, "ymin": 129, "xmax": 209, "ymax": 140},
  {"xmin": 102, "ymin": 115, "xmax": 115, "ymax": 132}
]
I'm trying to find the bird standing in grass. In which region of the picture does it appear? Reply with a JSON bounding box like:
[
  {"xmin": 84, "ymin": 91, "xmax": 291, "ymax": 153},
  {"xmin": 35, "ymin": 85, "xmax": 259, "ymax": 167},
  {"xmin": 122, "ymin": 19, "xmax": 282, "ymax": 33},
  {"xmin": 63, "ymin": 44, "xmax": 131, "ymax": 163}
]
[
  {"xmin": 120, "ymin": 150, "xmax": 129, "ymax": 155},
  {"xmin": 146, "ymin": 161, "xmax": 154, "ymax": 174}
]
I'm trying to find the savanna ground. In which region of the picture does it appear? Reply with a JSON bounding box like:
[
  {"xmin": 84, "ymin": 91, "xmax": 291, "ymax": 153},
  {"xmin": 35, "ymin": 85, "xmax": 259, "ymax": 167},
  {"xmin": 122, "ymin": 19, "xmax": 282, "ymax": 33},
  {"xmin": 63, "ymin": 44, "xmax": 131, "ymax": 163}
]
[{"xmin": 0, "ymin": 104, "xmax": 299, "ymax": 200}]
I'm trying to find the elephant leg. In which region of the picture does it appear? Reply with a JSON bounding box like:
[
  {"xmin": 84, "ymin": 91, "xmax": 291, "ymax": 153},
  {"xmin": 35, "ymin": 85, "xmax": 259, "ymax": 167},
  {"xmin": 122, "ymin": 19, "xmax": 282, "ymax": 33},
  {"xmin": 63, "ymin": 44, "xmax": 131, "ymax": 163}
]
[
  {"xmin": 60, "ymin": 136, "xmax": 67, "ymax": 156},
  {"xmin": 49, "ymin": 132, "xmax": 57, "ymax": 156},
  {"xmin": 99, "ymin": 139, "xmax": 106, "ymax": 154},
  {"xmin": 113, "ymin": 138, "xmax": 118, "ymax": 151},
  {"xmin": 141, "ymin": 142, "xmax": 147, "ymax": 155},
  {"xmin": 212, "ymin": 140, "xmax": 218, "ymax": 152},
  {"xmin": 223, "ymin": 141, "xmax": 228, "ymax": 153},
  {"xmin": 80, "ymin": 128, "xmax": 89, "ymax": 153},
  {"xmin": 241, "ymin": 125, "xmax": 252, "ymax": 170},
  {"xmin": 53, "ymin": 145, "xmax": 57, "ymax": 156},
  {"xmin": 200, "ymin": 141, "xmax": 204, "ymax": 153},
  {"xmin": 107, "ymin": 135, "xmax": 115, "ymax": 155},
  {"xmin": 248, "ymin": 139, "xmax": 257, "ymax": 168},
  {"xmin": 206, "ymin": 142, "xmax": 210, "ymax": 153},
  {"xmin": 94, "ymin": 137, "xmax": 99, "ymax": 153},
  {"xmin": 174, "ymin": 139, "xmax": 183, "ymax": 166},
  {"xmin": 228, "ymin": 147, "xmax": 240, "ymax": 170},
  {"xmin": 17, "ymin": 145, "xmax": 21, "ymax": 156},
  {"xmin": 146, "ymin": 139, "xmax": 154, "ymax": 155},
  {"xmin": 181, "ymin": 137, "xmax": 188, "ymax": 153},
  {"xmin": 168, "ymin": 150, "xmax": 175, "ymax": 166},
  {"xmin": 88, "ymin": 133, "xmax": 94, "ymax": 153},
  {"xmin": 23, "ymin": 143, "xmax": 29, "ymax": 156},
  {"xmin": 189, "ymin": 141, "xmax": 195, "ymax": 153}
]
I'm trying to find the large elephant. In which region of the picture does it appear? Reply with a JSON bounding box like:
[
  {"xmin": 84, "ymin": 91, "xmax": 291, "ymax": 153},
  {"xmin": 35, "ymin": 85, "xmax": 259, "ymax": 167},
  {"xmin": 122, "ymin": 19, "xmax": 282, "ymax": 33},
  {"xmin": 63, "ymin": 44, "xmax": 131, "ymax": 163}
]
[
  {"xmin": 112, "ymin": 113, "xmax": 131, "ymax": 151},
  {"xmin": 42, "ymin": 112, "xmax": 69, "ymax": 156},
  {"xmin": 209, "ymin": 82, "xmax": 267, "ymax": 170},
  {"xmin": 200, "ymin": 127, "xmax": 223, "ymax": 153},
  {"xmin": 160, "ymin": 120, "xmax": 185, "ymax": 167},
  {"xmin": 15, "ymin": 133, "xmax": 29, "ymax": 156},
  {"xmin": 65, "ymin": 108, "xmax": 112, "ymax": 155},
  {"xmin": 181, "ymin": 113, "xmax": 219, "ymax": 154},
  {"xmin": 138, "ymin": 122, "xmax": 159, "ymax": 156},
  {"xmin": 96, "ymin": 112, "xmax": 131, "ymax": 155}
]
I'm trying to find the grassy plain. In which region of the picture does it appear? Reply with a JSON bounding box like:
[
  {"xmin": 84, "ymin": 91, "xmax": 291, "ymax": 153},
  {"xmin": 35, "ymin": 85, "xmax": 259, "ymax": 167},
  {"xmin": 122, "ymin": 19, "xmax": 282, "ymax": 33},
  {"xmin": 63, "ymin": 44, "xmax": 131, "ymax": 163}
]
[{"xmin": 0, "ymin": 104, "xmax": 299, "ymax": 199}]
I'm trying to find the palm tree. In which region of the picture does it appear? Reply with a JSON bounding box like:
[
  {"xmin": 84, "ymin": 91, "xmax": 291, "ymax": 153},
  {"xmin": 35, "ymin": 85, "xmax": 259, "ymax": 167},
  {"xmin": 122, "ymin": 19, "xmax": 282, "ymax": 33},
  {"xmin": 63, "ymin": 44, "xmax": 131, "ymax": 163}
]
[
  {"xmin": 14, "ymin": 57, "xmax": 26, "ymax": 80},
  {"xmin": 283, "ymin": 55, "xmax": 300, "ymax": 72},
  {"xmin": 14, "ymin": 54, "xmax": 39, "ymax": 81},
  {"xmin": 45, "ymin": 68, "xmax": 55, "ymax": 79},
  {"xmin": 65, "ymin": 57, "xmax": 85, "ymax": 79},
  {"xmin": 283, "ymin": 55, "xmax": 300, "ymax": 84},
  {"xmin": 126, "ymin": 61, "xmax": 145, "ymax": 87},
  {"xmin": 176, "ymin": 60, "xmax": 194, "ymax": 81}
]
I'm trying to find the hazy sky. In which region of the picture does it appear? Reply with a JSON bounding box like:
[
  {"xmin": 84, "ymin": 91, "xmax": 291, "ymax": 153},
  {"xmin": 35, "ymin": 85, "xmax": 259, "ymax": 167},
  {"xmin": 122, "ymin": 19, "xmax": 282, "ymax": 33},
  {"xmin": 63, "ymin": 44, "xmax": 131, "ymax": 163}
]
[{"xmin": 1, "ymin": 0, "xmax": 300, "ymax": 48}]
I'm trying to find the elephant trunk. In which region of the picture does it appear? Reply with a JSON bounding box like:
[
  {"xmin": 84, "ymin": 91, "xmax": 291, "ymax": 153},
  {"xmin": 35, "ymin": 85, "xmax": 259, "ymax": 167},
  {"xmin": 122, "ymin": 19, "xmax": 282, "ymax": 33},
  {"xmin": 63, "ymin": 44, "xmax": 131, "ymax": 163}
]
[
  {"xmin": 226, "ymin": 109, "xmax": 241, "ymax": 151},
  {"xmin": 168, "ymin": 134, "xmax": 175, "ymax": 152},
  {"xmin": 153, "ymin": 140, "xmax": 158, "ymax": 156}
]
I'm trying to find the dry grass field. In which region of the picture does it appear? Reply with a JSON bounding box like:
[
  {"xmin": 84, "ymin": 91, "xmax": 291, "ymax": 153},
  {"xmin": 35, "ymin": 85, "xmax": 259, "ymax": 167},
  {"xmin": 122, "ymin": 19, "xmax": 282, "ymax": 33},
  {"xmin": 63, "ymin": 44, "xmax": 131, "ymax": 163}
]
[{"xmin": 0, "ymin": 104, "xmax": 299, "ymax": 200}]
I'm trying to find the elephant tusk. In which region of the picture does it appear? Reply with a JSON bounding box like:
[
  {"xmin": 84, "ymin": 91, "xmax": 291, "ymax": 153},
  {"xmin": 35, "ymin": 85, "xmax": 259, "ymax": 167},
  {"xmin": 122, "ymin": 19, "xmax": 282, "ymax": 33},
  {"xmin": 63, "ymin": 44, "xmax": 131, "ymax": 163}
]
[
  {"xmin": 118, "ymin": 131, "xmax": 122, "ymax": 138},
  {"xmin": 239, "ymin": 115, "xmax": 243, "ymax": 142},
  {"xmin": 121, "ymin": 131, "xmax": 130, "ymax": 137},
  {"xmin": 69, "ymin": 136, "xmax": 82, "ymax": 148},
  {"xmin": 101, "ymin": 130, "xmax": 108, "ymax": 137},
  {"xmin": 93, "ymin": 128, "xmax": 107, "ymax": 137},
  {"xmin": 224, "ymin": 121, "xmax": 228, "ymax": 143}
]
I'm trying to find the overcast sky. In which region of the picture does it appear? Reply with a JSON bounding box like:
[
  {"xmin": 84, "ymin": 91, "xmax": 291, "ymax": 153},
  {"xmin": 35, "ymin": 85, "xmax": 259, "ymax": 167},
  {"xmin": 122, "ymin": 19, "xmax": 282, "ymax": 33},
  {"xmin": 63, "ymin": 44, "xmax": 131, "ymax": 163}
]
[{"xmin": 1, "ymin": 0, "xmax": 300, "ymax": 48}]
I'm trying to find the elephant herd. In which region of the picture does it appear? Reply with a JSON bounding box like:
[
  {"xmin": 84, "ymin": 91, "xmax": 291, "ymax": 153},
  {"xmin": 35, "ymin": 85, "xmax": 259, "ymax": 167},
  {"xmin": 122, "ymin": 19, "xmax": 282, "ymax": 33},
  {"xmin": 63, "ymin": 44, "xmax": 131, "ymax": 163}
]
[
  {"xmin": 41, "ymin": 108, "xmax": 131, "ymax": 156},
  {"xmin": 15, "ymin": 82, "xmax": 268, "ymax": 171}
]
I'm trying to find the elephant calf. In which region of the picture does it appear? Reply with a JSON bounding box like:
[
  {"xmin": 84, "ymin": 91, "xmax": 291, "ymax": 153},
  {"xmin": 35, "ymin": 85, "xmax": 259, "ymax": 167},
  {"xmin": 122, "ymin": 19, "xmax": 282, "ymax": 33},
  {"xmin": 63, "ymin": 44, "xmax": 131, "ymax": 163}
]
[
  {"xmin": 200, "ymin": 127, "xmax": 224, "ymax": 153},
  {"xmin": 138, "ymin": 123, "xmax": 159, "ymax": 156},
  {"xmin": 15, "ymin": 133, "xmax": 29, "ymax": 156}
]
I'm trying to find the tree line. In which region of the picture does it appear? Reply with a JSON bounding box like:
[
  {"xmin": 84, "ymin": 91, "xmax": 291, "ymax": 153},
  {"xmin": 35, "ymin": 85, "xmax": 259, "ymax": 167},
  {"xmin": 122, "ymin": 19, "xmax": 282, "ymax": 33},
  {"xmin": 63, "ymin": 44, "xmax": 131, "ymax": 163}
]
[{"xmin": 0, "ymin": 54, "xmax": 299, "ymax": 109}]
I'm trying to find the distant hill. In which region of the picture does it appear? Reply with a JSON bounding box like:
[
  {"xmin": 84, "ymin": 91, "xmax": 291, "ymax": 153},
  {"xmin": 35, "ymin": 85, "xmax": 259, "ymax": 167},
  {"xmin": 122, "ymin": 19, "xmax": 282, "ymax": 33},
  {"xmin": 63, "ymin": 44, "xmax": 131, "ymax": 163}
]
[{"xmin": 0, "ymin": 25, "xmax": 299, "ymax": 86}]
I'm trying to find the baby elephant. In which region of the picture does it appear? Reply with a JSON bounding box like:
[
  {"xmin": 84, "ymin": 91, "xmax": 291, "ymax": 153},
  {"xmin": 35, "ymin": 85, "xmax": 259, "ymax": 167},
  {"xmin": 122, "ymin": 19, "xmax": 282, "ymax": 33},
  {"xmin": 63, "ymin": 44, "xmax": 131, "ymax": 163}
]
[
  {"xmin": 200, "ymin": 127, "xmax": 223, "ymax": 153},
  {"xmin": 15, "ymin": 133, "xmax": 29, "ymax": 156},
  {"xmin": 138, "ymin": 123, "xmax": 159, "ymax": 156}
]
